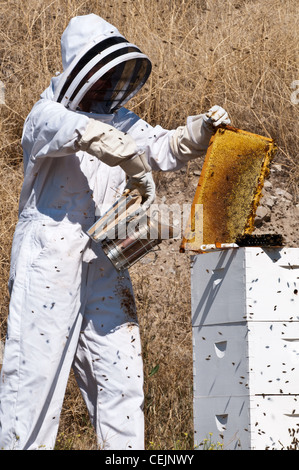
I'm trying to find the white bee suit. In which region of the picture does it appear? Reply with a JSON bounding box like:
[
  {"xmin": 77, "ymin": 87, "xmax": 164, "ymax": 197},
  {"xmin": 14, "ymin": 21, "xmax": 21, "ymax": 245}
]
[{"xmin": 0, "ymin": 14, "xmax": 222, "ymax": 450}]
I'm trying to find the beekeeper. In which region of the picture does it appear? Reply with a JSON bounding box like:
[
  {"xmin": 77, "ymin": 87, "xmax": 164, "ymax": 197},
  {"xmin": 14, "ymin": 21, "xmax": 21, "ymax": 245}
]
[{"xmin": 0, "ymin": 14, "xmax": 230, "ymax": 450}]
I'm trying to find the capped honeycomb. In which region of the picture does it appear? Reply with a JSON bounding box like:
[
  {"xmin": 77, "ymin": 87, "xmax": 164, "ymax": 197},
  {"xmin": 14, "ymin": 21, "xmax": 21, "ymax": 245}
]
[{"xmin": 180, "ymin": 126, "xmax": 277, "ymax": 253}]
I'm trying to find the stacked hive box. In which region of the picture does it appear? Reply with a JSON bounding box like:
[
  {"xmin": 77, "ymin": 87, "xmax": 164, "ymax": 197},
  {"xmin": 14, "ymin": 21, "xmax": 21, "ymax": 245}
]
[{"xmin": 191, "ymin": 247, "xmax": 299, "ymax": 450}]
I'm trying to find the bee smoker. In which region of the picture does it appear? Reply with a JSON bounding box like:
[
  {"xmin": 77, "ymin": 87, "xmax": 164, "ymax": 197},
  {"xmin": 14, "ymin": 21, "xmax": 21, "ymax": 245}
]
[{"xmin": 87, "ymin": 190, "xmax": 174, "ymax": 271}]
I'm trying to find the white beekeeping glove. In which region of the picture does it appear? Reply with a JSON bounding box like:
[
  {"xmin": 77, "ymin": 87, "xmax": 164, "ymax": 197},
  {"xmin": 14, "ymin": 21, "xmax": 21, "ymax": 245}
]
[
  {"xmin": 205, "ymin": 105, "xmax": 230, "ymax": 127},
  {"xmin": 125, "ymin": 171, "xmax": 155, "ymax": 212},
  {"xmin": 77, "ymin": 119, "xmax": 155, "ymax": 210}
]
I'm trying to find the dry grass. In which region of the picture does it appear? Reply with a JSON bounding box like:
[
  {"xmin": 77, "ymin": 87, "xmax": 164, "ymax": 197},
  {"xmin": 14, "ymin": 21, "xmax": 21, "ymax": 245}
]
[{"xmin": 0, "ymin": 0, "xmax": 299, "ymax": 450}]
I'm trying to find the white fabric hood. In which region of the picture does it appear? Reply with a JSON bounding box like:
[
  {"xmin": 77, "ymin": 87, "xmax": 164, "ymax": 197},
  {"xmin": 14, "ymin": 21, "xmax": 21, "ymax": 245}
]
[{"xmin": 53, "ymin": 14, "xmax": 151, "ymax": 114}]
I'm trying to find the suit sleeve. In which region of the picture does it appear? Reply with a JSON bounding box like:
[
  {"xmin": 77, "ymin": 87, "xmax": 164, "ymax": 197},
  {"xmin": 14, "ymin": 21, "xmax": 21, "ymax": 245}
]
[
  {"xmin": 21, "ymin": 99, "xmax": 90, "ymax": 164},
  {"xmin": 127, "ymin": 114, "xmax": 215, "ymax": 172}
]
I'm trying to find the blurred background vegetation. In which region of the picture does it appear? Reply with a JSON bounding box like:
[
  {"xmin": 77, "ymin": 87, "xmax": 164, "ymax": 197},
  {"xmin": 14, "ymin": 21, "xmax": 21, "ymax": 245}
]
[{"xmin": 0, "ymin": 0, "xmax": 298, "ymax": 449}]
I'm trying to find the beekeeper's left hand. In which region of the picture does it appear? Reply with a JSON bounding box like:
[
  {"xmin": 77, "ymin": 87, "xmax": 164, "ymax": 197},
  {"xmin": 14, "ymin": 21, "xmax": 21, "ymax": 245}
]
[
  {"xmin": 125, "ymin": 171, "xmax": 156, "ymax": 212},
  {"xmin": 206, "ymin": 105, "xmax": 230, "ymax": 127}
]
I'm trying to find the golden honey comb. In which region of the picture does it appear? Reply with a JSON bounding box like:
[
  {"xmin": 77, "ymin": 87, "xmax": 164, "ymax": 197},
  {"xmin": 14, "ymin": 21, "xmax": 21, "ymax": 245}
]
[{"xmin": 180, "ymin": 126, "xmax": 277, "ymax": 252}]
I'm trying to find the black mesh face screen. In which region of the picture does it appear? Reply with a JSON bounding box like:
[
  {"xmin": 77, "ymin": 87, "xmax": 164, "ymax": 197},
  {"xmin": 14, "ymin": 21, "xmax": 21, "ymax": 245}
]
[
  {"xmin": 109, "ymin": 59, "xmax": 149, "ymax": 105},
  {"xmin": 57, "ymin": 37, "xmax": 128, "ymax": 103},
  {"xmin": 57, "ymin": 37, "xmax": 151, "ymax": 113},
  {"xmin": 95, "ymin": 58, "xmax": 150, "ymax": 112},
  {"xmin": 69, "ymin": 49, "xmax": 142, "ymax": 103}
]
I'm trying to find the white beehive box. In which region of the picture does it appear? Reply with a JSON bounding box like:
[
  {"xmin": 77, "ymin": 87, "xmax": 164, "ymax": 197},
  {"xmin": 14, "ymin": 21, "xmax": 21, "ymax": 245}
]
[
  {"xmin": 191, "ymin": 247, "xmax": 299, "ymax": 450},
  {"xmin": 193, "ymin": 394, "xmax": 299, "ymax": 450},
  {"xmin": 191, "ymin": 247, "xmax": 299, "ymax": 325}
]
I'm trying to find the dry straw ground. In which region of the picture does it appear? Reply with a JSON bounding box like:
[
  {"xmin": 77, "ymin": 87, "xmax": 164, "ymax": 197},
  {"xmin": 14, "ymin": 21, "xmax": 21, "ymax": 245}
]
[{"xmin": 0, "ymin": 0, "xmax": 298, "ymax": 450}]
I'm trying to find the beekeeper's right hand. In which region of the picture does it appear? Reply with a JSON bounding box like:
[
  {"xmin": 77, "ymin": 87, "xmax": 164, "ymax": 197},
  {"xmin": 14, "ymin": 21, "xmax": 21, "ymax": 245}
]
[{"xmin": 76, "ymin": 118, "xmax": 155, "ymax": 209}]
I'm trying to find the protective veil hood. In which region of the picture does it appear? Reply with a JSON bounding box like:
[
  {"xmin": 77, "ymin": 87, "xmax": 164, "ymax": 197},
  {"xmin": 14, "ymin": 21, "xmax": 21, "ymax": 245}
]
[{"xmin": 54, "ymin": 14, "xmax": 152, "ymax": 114}]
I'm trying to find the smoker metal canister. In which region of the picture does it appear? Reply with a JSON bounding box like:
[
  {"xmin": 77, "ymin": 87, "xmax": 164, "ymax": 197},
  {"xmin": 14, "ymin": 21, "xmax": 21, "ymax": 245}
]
[{"xmin": 101, "ymin": 216, "xmax": 173, "ymax": 271}]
